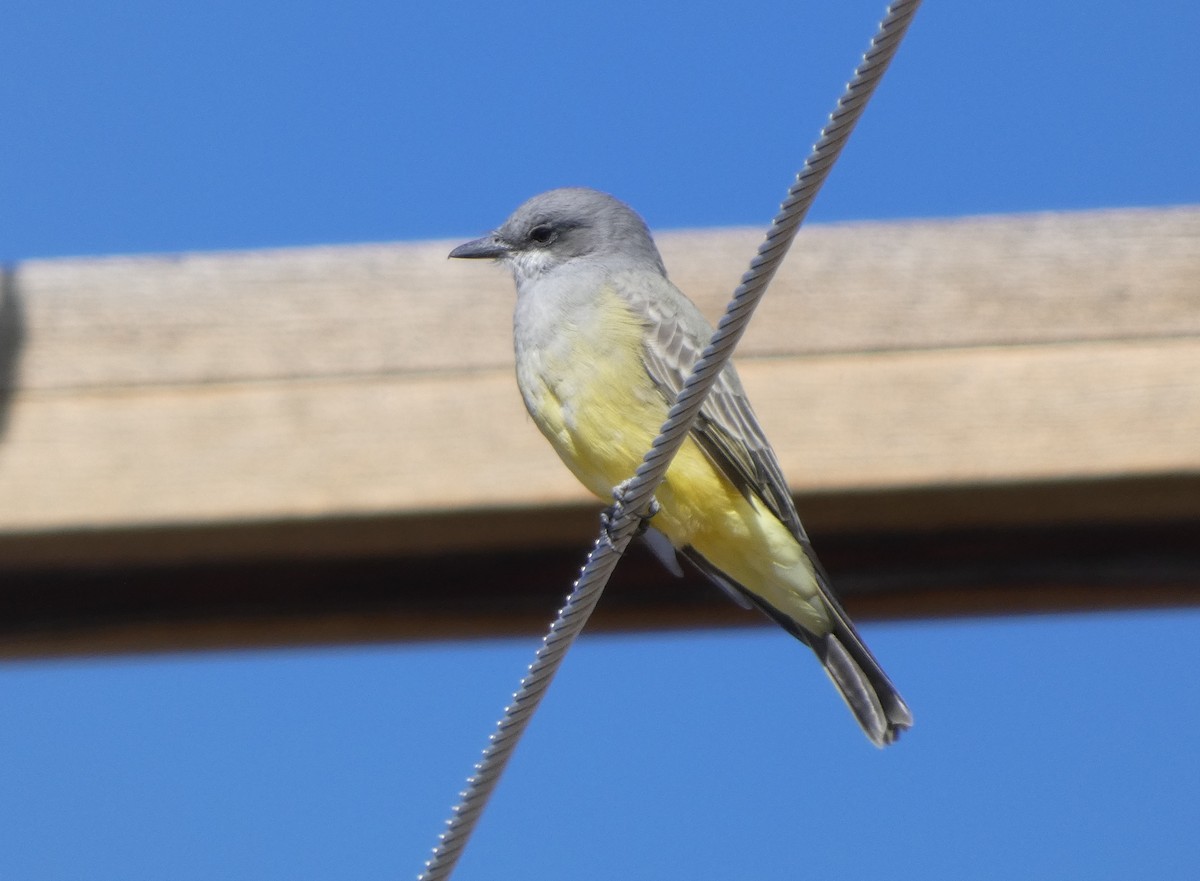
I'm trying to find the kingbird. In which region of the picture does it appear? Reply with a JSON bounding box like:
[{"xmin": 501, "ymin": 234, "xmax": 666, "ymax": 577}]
[{"xmin": 450, "ymin": 187, "xmax": 912, "ymax": 746}]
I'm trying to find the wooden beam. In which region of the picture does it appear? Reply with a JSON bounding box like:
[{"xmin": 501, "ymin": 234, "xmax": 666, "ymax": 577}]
[
  {"xmin": 12, "ymin": 205, "xmax": 1199, "ymax": 394},
  {"xmin": 0, "ymin": 206, "xmax": 1197, "ymax": 655},
  {"xmin": 1, "ymin": 339, "xmax": 1198, "ymax": 546}
]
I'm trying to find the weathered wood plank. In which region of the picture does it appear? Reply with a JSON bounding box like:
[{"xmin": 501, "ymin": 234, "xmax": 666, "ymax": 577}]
[
  {"xmin": 8, "ymin": 206, "xmax": 1199, "ymax": 392},
  {"xmin": 1, "ymin": 206, "xmax": 1197, "ymax": 573},
  {"xmin": 2, "ymin": 339, "xmax": 1196, "ymax": 540},
  {"xmin": 1, "ymin": 207, "xmax": 1198, "ymax": 652}
]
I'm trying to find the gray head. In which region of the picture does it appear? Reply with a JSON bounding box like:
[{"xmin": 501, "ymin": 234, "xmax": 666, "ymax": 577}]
[{"xmin": 448, "ymin": 187, "xmax": 667, "ymax": 282}]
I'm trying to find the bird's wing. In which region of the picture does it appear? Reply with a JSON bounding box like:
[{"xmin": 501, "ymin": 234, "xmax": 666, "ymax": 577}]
[
  {"xmin": 620, "ymin": 274, "xmax": 913, "ymax": 746},
  {"xmin": 624, "ymin": 271, "xmax": 809, "ymax": 544}
]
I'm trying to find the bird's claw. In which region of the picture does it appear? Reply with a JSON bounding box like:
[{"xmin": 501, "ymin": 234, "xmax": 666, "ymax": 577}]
[{"xmin": 600, "ymin": 480, "xmax": 661, "ymax": 547}]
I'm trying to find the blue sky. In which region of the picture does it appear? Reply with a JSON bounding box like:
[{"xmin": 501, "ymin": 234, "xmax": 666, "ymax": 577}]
[
  {"xmin": 3, "ymin": 0, "xmax": 1197, "ymax": 262},
  {"xmin": 3, "ymin": 615, "xmax": 1200, "ymax": 880},
  {"xmin": 2, "ymin": 1, "xmax": 1199, "ymax": 879}
]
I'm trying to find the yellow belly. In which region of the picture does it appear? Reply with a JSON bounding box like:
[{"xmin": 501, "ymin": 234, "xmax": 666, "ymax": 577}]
[{"xmin": 521, "ymin": 290, "xmax": 827, "ymax": 633}]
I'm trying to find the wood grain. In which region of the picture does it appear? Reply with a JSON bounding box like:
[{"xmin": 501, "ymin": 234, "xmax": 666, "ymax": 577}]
[
  {"xmin": 2, "ymin": 338, "xmax": 1198, "ymax": 537},
  {"xmin": 0, "ymin": 206, "xmax": 1197, "ymax": 562},
  {"xmin": 2, "ymin": 206, "xmax": 1199, "ymax": 654},
  {"xmin": 10, "ymin": 205, "xmax": 1198, "ymax": 392}
]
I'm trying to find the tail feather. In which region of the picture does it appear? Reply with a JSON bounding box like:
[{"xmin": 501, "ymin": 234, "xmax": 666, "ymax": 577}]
[
  {"xmin": 812, "ymin": 552, "xmax": 913, "ymax": 746},
  {"xmin": 817, "ymin": 624, "xmax": 912, "ymax": 747},
  {"xmin": 791, "ymin": 541, "xmax": 913, "ymax": 747},
  {"xmin": 768, "ymin": 598, "xmax": 912, "ymax": 748},
  {"xmin": 682, "ymin": 543, "xmax": 912, "ymax": 747}
]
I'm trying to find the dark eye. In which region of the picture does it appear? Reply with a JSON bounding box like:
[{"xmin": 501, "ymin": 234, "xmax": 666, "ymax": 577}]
[{"xmin": 528, "ymin": 224, "xmax": 555, "ymax": 245}]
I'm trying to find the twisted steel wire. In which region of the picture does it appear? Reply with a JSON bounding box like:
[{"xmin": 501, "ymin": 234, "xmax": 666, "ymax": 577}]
[{"xmin": 418, "ymin": 1, "xmax": 921, "ymax": 877}]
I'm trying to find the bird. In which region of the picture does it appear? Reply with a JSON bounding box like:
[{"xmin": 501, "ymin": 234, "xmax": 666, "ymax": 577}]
[{"xmin": 449, "ymin": 187, "xmax": 912, "ymax": 746}]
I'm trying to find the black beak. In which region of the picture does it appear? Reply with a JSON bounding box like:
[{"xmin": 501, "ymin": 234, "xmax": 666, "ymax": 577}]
[{"xmin": 448, "ymin": 234, "xmax": 511, "ymax": 260}]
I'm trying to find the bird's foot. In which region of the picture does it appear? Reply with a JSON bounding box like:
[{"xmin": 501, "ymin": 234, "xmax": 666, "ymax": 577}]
[{"xmin": 600, "ymin": 480, "xmax": 660, "ymax": 547}]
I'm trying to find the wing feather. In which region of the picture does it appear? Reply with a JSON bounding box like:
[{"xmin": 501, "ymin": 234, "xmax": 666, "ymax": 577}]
[
  {"xmin": 614, "ymin": 272, "xmax": 912, "ymax": 745},
  {"xmin": 624, "ymin": 270, "xmax": 809, "ymax": 543}
]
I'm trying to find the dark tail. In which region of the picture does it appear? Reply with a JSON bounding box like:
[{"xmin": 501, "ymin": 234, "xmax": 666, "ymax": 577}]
[
  {"xmin": 760, "ymin": 592, "xmax": 912, "ymax": 748},
  {"xmin": 772, "ymin": 540, "xmax": 912, "ymax": 747},
  {"xmin": 813, "ymin": 606, "xmax": 912, "ymax": 747},
  {"xmin": 680, "ymin": 544, "xmax": 912, "ymax": 747}
]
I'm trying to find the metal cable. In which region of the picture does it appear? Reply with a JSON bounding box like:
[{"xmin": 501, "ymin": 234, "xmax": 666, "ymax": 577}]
[{"xmin": 418, "ymin": 2, "xmax": 921, "ymax": 877}]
